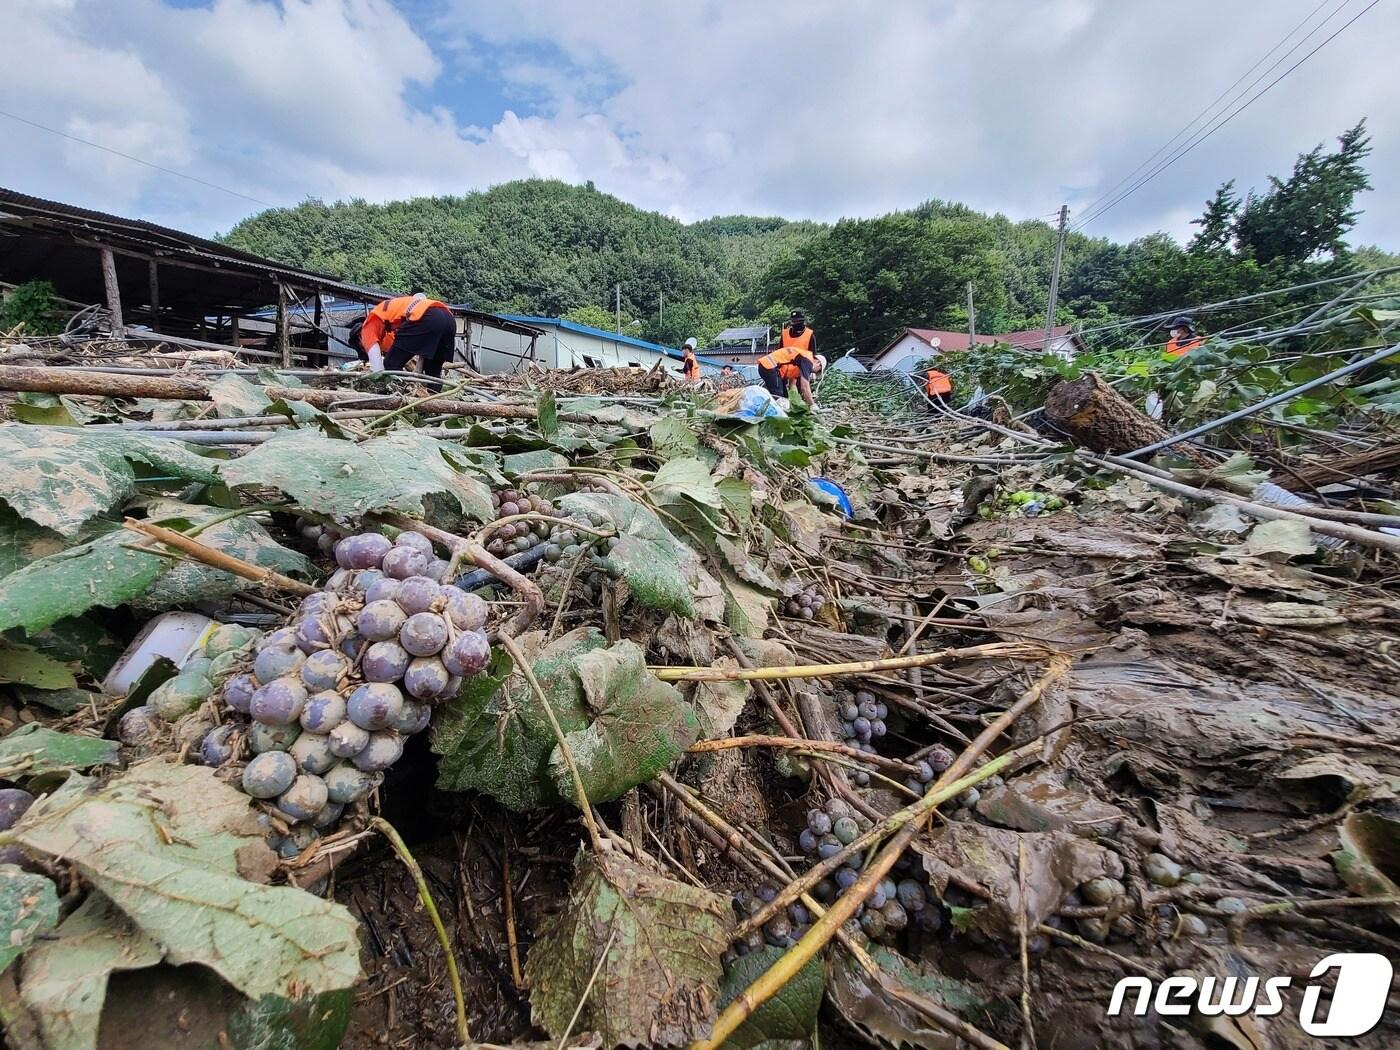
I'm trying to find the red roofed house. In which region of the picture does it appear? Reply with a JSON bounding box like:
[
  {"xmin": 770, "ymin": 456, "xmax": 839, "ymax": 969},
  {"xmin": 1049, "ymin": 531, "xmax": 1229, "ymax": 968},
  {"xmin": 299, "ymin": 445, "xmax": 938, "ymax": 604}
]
[{"xmin": 863, "ymin": 324, "xmax": 1081, "ymax": 372}]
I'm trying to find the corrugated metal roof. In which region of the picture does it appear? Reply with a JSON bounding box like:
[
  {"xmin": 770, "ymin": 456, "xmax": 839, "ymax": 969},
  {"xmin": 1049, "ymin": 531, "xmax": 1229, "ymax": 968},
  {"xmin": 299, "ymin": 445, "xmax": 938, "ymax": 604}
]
[
  {"xmin": 497, "ymin": 314, "xmax": 723, "ymax": 365},
  {"xmin": 714, "ymin": 325, "xmax": 770, "ymax": 341}
]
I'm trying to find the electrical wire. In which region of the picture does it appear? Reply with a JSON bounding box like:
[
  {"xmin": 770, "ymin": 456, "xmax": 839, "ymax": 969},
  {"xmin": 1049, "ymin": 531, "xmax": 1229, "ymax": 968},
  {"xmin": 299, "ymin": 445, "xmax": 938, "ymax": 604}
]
[
  {"xmin": 1070, "ymin": 0, "xmax": 1378, "ymax": 232},
  {"xmin": 0, "ymin": 108, "xmax": 277, "ymax": 209}
]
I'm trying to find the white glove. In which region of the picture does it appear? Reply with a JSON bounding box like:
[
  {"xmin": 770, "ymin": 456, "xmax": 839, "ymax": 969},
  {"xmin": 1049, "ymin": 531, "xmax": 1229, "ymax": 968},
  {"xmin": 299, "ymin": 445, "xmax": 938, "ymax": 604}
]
[{"xmin": 367, "ymin": 344, "xmax": 384, "ymax": 372}]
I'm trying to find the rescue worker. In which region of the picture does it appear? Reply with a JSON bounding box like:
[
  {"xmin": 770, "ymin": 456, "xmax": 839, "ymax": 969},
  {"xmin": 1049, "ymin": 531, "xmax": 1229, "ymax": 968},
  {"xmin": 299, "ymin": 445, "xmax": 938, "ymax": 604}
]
[
  {"xmin": 680, "ymin": 337, "xmax": 701, "ymax": 381},
  {"xmin": 1164, "ymin": 315, "xmax": 1204, "ymax": 358},
  {"xmin": 359, "ymin": 290, "xmax": 457, "ymax": 377},
  {"xmin": 756, "ymin": 310, "xmax": 821, "ymax": 408},
  {"xmin": 925, "ymin": 367, "xmax": 953, "ymax": 404}
]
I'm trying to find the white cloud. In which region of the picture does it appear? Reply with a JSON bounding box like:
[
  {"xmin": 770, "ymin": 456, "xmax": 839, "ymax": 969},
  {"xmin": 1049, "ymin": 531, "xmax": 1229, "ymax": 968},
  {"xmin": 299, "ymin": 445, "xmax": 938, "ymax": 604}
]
[{"xmin": 0, "ymin": 0, "xmax": 1396, "ymax": 251}]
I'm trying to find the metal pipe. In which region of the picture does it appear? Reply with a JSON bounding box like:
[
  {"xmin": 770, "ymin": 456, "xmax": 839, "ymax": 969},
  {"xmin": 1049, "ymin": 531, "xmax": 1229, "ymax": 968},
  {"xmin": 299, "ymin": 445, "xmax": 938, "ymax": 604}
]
[{"xmin": 1121, "ymin": 340, "xmax": 1400, "ymax": 460}]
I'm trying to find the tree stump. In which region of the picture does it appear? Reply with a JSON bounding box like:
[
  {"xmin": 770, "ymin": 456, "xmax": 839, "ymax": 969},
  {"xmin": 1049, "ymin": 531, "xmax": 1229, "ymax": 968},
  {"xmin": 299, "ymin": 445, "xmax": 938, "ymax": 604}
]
[{"xmin": 1043, "ymin": 372, "xmax": 1216, "ymax": 467}]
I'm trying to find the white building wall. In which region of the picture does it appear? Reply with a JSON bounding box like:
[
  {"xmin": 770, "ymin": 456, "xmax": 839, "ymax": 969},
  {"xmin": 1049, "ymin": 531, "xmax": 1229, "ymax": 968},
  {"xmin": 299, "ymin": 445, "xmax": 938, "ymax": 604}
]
[
  {"xmin": 871, "ymin": 334, "xmax": 941, "ymax": 372},
  {"xmin": 470, "ymin": 321, "xmax": 678, "ymax": 375}
]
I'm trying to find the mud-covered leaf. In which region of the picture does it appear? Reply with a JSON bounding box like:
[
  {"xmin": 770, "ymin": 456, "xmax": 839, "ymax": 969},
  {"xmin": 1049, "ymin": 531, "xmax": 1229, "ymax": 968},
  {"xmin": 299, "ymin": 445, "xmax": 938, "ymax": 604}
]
[
  {"xmin": 23, "ymin": 615, "xmax": 125, "ymax": 680},
  {"xmin": 0, "ymin": 641, "xmax": 77, "ymax": 690},
  {"xmin": 693, "ymin": 659, "xmax": 750, "ymax": 739},
  {"xmin": 10, "ymin": 392, "xmax": 92, "ymax": 427},
  {"xmin": 222, "ymin": 428, "xmax": 492, "ymax": 523},
  {"xmin": 433, "ymin": 633, "xmax": 592, "ymax": 810},
  {"xmin": 0, "ymin": 865, "xmax": 59, "ymax": 973},
  {"xmin": 12, "ymin": 893, "xmax": 162, "ymax": 1050},
  {"xmin": 209, "ymin": 374, "xmax": 274, "ymax": 417},
  {"xmin": 503, "ymin": 449, "xmax": 567, "ymax": 475},
  {"xmin": 526, "ymin": 850, "xmax": 733, "ymax": 1047},
  {"xmin": 716, "ymin": 477, "xmax": 753, "ymax": 527},
  {"xmin": 11, "ymin": 765, "xmax": 361, "ymax": 999},
  {"xmin": 719, "ymin": 573, "xmax": 773, "ymax": 637},
  {"xmin": 0, "ymin": 506, "xmax": 70, "ymax": 580},
  {"xmin": 0, "ymin": 725, "xmax": 117, "ymax": 777},
  {"xmin": 559, "ymin": 492, "xmax": 696, "ymax": 617},
  {"xmin": 650, "ymin": 416, "xmax": 699, "ymax": 461},
  {"xmin": 133, "ymin": 502, "xmax": 314, "ymax": 608},
  {"xmin": 0, "ymin": 529, "xmax": 165, "ymax": 634},
  {"xmin": 547, "ymin": 640, "xmax": 699, "ymax": 804},
  {"xmin": 828, "ymin": 946, "xmax": 989, "ymax": 1050},
  {"xmin": 1244, "ymin": 519, "xmax": 1316, "ymax": 558},
  {"xmin": 1333, "ymin": 811, "xmax": 1400, "ymax": 925},
  {"xmin": 717, "ymin": 946, "xmax": 823, "ymax": 1049},
  {"xmin": 649, "ymin": 457, "xmax": 723, "ymax": 510},
  {"xmin": 0, "ymin": 426, "xmax": 217, "ymax": 535},
  {"xmin": 537, "ymin": 389, "xmax": 560, "ymax": 440}
]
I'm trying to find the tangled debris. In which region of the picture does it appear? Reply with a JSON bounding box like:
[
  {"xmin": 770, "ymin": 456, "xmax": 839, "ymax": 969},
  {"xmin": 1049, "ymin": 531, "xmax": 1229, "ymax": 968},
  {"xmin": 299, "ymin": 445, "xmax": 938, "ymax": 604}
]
[{"xmin": 0, "ymin": 331, "xmax": 1397, "ymax": 1050}]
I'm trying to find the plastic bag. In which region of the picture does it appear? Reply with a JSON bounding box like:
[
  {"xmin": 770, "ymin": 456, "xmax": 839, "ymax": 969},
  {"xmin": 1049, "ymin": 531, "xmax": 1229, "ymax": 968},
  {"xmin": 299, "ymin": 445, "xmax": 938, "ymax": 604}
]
[{"xmin": 735, "ymin": 385, "xmax": 788, "ymax": 421}]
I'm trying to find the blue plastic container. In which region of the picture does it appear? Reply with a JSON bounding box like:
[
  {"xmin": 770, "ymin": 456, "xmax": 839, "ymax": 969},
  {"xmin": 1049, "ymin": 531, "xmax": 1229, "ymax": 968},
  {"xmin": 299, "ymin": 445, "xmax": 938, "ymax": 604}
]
[{"xmin": 809, "ymin": 477, "xmax": 853, "ymax": 518}]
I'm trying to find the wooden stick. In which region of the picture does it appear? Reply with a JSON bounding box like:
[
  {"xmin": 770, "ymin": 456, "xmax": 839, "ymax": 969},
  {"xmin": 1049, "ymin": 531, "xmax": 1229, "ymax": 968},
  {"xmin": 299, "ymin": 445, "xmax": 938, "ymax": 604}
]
[
  {"xmin": 1018, "ymin": 839, "xmax": 1036, "ymax": 1050},
  {"xmin": 654, "ymin": 642, "xmax": 1045, "ymax": 683},
  {"xmin": 687, "ymin": 735, "xmax": 923, "ymax": 778},
  {"xmin": 502, "ymin": 849, "xmax": 524, "ymax": 989},
  {"xmin": 123, "ymin": 518, "xmax": 316, "ymax": 595}
]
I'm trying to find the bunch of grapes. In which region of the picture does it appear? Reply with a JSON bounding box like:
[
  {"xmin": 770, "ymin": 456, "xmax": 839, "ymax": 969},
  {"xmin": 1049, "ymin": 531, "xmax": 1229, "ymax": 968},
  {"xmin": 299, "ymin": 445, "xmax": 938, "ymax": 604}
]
[
  {"xmin": 834, "ymin": 688, "xmax": 888, "ymax": 786},
  {"xmin": 485, "ymin": 488, "xmax": 557, "ymax": 560},
  {"xmin": 796, "ymin": 798, "xmax": 943, "ymax": 942},
  {"xmin": 191, "ymin": 530, "xmax": 494, "ymax": 857},
  {"xmin": 780, "ymin": 584, "xmax": 824, "ymax": 620},
  {"xmin": 726, "ymin": 884, "xmax": 814, "ymax": 960},
  {"xmin": 294, "ymin": 516, "xmax": 342, "ymax": 558},
  {"xmin": 901, "ymin": 744, "xmax": 953, "ymax": 796}
]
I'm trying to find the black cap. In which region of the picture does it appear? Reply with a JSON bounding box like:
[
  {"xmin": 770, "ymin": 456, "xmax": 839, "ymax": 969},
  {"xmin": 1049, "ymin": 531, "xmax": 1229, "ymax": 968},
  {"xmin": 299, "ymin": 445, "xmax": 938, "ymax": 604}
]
[
  {"xmin": 1168, "ymin": 315, "xmax": 1194, "ymax": 331},
  {"xmin": 790, "ymin": 310, "xmax": 805, "ymax": 321}
]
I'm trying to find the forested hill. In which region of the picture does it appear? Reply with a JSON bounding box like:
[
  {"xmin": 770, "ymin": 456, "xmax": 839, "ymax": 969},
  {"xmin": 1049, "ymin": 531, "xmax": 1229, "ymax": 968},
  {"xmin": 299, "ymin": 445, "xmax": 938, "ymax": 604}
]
[{"xmin": 222, "ymin": 123, "xmax": 1393, "ymax": 351}]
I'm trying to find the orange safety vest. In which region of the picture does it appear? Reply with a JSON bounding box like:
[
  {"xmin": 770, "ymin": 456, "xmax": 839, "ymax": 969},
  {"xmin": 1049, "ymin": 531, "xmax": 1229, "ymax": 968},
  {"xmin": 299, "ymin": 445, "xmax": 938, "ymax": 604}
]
[
  {"xmin": 682, "ymin": 348, "xmax": 699, "ymax": 379},
  {"xmin": 925, "ymin": 369, "xmax": 952, "ymax": 396},
  {"xmin": 360, "ymin": 294, "xmax": 451, "ymax": 354},
  {"xmin": 1164, "ymin": 336, "xmax": 1203, "ymax": 358},
  {"xmin": 758, "ymin": 326, "xmax": 815, "ymax": 380}
]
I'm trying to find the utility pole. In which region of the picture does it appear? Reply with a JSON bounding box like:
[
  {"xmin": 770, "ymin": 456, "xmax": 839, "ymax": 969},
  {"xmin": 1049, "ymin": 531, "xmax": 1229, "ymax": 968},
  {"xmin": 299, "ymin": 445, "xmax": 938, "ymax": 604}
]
[
  {"xmin": 615, "ymin": 283, "xmax": 622, "ymax": 333},
  {"xmin": 966, "ymin": 282, "xmax": 976, "ymax": 349},
  {"xmin": 659, "ymin": 289, "xmax": 664, "ymax": 327},
  {"xmin": 1043, "ymin": 204, "xmax": 1069, "ymax": 349}
]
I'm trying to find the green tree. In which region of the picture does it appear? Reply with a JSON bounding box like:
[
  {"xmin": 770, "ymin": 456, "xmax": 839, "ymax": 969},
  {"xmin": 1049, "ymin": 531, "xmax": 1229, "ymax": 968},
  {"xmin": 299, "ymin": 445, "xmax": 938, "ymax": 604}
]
[{"xmin": 1188, "ymin": 180, "xmax": 1240, "ymax": 254}]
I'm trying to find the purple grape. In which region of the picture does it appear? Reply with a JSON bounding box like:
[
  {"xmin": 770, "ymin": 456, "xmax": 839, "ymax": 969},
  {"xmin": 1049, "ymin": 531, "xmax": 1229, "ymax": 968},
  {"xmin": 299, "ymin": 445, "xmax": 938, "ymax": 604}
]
[
  {"xmin": 872, "ymin": 720, "xmax": 887, "ymax": 738},
  {"xmin": 347, "ymin": 682, "xmax": 404, "ymax": 731},
  {"xmin": 294, "ymin": 615, "xmax": 337, "ymax": 654},
  {"xmin": 789, "ymin": 902, "xmax": 811, "ymax": 926},
  {"xmin": 249, "ymin": 720, "xmax": 300, "ymax": 753},
  {"xmin": 276, "ymin": 774, "xmax": 329, "ymax": 822},
  {"xmin": 224, "ymin": 673, "xmax": 256, "ymax": 714},
  {"xmin": 263, "ymin": 626, "xmax": 299, "ymax": 649},
  {"xmin": 807, "ymin": 809, "xmax": 833, "ymax": 836},
  {"xmin": 835, "ymin": 867, "xmax": 860, "ymax": 891},
  {"xmin": 352, "ymin": 569, "xmax": 385, "ymax": 594},
  {"xmin": 396, "ymin": 576, "xmax": 443, "ymax": 615},
  {"xmin": 118, "ymin": 706, "xmax": 162, "ymax": 745},
  {"xmin": 875, "ymin": 702, "xmax": 888, "ymax": 719},
  {"xmin": 443, "ymin": 590, "xmax": 488, "ymax": 631},
  {"xmin": 399, "ymin": 612, "xmax": 448, "ymax": 657},
  {"xmin": 381, "ymin": 546, "xmax": 428, "ymax": 580},
  {"xmin": 0, "ymin": 788, "xmax": 36, "ymax": 831},
  {"xmin": 840, "ymin": 701, "xmax": 859, "ymax": 721},
  {"xmin": 328, "ymin": 720, "xmax": 370, "ymax": 758},
  {"xmin": 362, "ymin": 640, "xmax": 412, "ymax": 683},
  {"xmin": 927, "ymin": 745, "xmax": 954, "ymax": 773},
  {"xmin": 817, "ymin": 837, "xmax": 841, "ymax": 861},
  {"xmin": 356, "ymin": 600, "xmax": 407, "ymax": 642},
  {"xmin": 392, "ymin": 699, "xmax": 432, "ymax": 735},
  {"xmin": 855, "ymin": 690, "xmax": 876, "ymax": 706},
  {"xmin": 424, "ymin": 558, "xmax": 450, "ymax": 582},
  {"xmin": 394, "ymin": 531, "xmax": 435, "ymax": 557},
  {"xmin": 290, "ymin": 732, "xmax": 337, "ymax": 775},
  {"xmin": 311, "ymin": 802, "xmax": 345, "ymax": 829},
  {"xmin": 852, "ymin": 716, "xmax": 871, "ymax": 741},
  {"xmin": 300, "ymin": 690, "xmax": 347, "ymax": 734},
  {"xmin": 352, "ymin": 730, "xmax": 404, "ymax": 772},
  {"xmin": 914, "ymin": 760, "xmax": 934, "ymax": 784},
  {"xmin": 364, "ymin": 577, "xmax": 401, "ymax": 605},
  {"xmin": 335, "ymin": 533, "xmax": 392, "ymax": 570},
  {"xmin": 897, "ymin": 880, "xmax": 927, "ymax": 911},
  {"xmin": 325, "ymin": 762, "xmax": 379, "ymax": 804},
  {"xmin": 254, "ymin": 643, "xmax": 304, "ymax": 685},
  {"xmin": 300, "ymin": 649, "xmax": 349, "ymax": 692},
  {"xmin": 870, "ymin": 883, "xmax": 888, "ymax": 908},
  {"xmin": 858, "ymin": 700, "xmax": 878, "ymax": 720},
  {"xmin": 250, "ymin": 677, "xmax": 307, "ymax": 726},
  {"xmin": 200, "ymin": 724, "xmax": 241, "ymax": 767},
  {"xmin": 797, "ymin": 829, "xmax": 817, "ymax": 854},
  {"xmin": 403, "ymin": 657, "xmax": 451, "ymax": 701},
  {"xmin": 298, "ymin": 592, "xmax": 335, "ymax": 617},
  {"xmin": 442, "ymin": 674, "xmax": 462, "ymax": 698},
  {"xmin": 242, "ymin": 751, "xmax": 297, "ymax": 798},
  {"xmin": 441, "ymin": 631, "xmax": 490, "ymax": 677},
  {"xmin": 339, "ymin": 633, "xmax": 366, "ymax": 660}
]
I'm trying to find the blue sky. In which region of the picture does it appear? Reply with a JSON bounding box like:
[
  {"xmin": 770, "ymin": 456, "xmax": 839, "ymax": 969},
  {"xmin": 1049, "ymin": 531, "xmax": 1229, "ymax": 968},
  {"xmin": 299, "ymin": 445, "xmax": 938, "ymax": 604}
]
[{"xmin": 2, "ymin": 0, "xmax": 1397, "ymax": 251}]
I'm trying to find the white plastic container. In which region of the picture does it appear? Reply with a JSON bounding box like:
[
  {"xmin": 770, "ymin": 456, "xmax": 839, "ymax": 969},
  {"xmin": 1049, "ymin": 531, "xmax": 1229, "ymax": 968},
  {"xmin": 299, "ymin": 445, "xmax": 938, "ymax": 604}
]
[{"xmin": 102, "ymin": 612, "xmax": 217, "ymax": 696}]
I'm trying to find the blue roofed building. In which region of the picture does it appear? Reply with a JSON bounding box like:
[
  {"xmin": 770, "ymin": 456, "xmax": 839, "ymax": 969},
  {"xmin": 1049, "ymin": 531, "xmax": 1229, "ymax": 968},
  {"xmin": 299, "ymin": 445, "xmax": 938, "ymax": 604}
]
[{"xmin": 472, "ymin": 314, "xmax": 724, "ymax": 375}]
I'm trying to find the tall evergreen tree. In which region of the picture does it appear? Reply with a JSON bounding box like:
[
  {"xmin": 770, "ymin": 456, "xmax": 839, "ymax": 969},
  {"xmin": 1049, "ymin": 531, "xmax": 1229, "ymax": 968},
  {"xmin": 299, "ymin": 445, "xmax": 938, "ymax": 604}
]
[{"xmin": 1188, "ymin": 180, "xmax": 1240, "ymax": 254}]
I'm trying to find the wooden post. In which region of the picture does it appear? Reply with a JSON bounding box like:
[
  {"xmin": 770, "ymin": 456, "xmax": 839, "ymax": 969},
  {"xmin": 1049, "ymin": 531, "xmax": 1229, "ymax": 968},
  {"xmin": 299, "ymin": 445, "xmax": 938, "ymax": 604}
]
[
  {"xmin": 966, "ymin": 281, "xmax": 975, "ymax": 350},
  {"xmin": 99, "ymin": 247, "xmax": 123, "ymax": 332},
  {"xmin": 230, "ymin": 313, "xmax": 241, "ymax": 349},
  {"xmin": 275, "ymin": 285, "xmax": 290, "ymax": 368},
  {"xmin": 147, "ymin": 261, "xmax": 160, "ymax": 331},
  {"xmin": 461, "ymin": 318, "xmax": 472, "ymax": 366}
]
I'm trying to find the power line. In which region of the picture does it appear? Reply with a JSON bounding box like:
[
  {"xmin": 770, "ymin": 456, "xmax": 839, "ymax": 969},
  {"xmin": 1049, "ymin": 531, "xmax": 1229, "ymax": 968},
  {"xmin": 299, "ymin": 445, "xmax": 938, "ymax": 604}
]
[
  {"xmin": 0, "ymin": 108, "xmax": 277, "ymax": 209},
  {"xmin": 1070, "ymin": 0, "xmax": 1377, "ymax": 233},
  {"xmin": 1071, "ymin": 0, "xmax": 1339, "ymax": 223}
]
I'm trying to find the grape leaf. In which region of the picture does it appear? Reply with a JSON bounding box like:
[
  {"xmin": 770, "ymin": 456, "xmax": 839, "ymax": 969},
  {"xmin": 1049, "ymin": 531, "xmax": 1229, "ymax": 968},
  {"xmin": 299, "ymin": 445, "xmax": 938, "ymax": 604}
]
[
  {"xmin": 221, "ymin": 428, "xmax": 492, "ymax": 524},
  {"xmin": 649, "ymin": 457, "xmax": 723, "ymax": 510},
  {"xmin": 650, "ymin": 416, "xmax": 699, "ymax": 461},
  {"xmin": 503, "ymin": 449, "xmax": 567, "ymax": 475},
  {"xmin": 526, "ymin": 850, "xmax": 733, "ymax": 1048},
  {"xmin": 209, "ymin": 374, "xmax": 273, "ymax": 417},
  {"xmin": 432, "ymin": 632, "xmax": 593, "ymax": 810},
  {"xmin": 547, "ymin": 640, "xmax": 699, "ymax": 804},
  {"xmin": 10, "ymin": 392, "xmax": 93, "ymax": 427},
  {"xmin": 558, "ymin": 492, "xmax": 697, "ymax": 617},
  {"xmin": 13, "ymin": 893, "xmax": 162, "ymax": 1050},
  {"xmin": 0, "ymin": 641, "xmax": 77, "ymax": 690},
  {"xmin": 717, "ymin": 946, "xmax": 824, "ymax": 1049},
  {"xmin": 0, "ymin": 725, "xmax": 118, "ymax": 777},
  {"xmin": 0, "ymin": 505, "xmax": 69, "ymax": 580},
  {"xmin": 537, "ymin": 389, "xmax": 560, "ymax": 440},
  {"xmin": 0, "ymin": 865, "xmax": 59, "ymax": 973},
  {"xmin": 10, "ymin": 764, "xmax": 362, "ymax": 1001},
  {"xmin": 0, "ymin": 425, "xmax": 217, "ymax": 535},
  {"xmin": 0, "ymin": 529, "xmax": 167, "ymax": 634}
]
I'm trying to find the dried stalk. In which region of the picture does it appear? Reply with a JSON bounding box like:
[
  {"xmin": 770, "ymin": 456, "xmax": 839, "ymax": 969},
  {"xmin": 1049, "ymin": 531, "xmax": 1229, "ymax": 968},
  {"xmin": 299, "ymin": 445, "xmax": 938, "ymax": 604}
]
[
  {"xmin": 688, "ymin": 735, "xmax": 924, "ymax": 778},
  {"xmin": 654, "ymin": 641, "xmax": 1046, "ymax": 683},
  {"xmin": 123, "ymin": 518, "xmax": 316, "ymax": 595}
]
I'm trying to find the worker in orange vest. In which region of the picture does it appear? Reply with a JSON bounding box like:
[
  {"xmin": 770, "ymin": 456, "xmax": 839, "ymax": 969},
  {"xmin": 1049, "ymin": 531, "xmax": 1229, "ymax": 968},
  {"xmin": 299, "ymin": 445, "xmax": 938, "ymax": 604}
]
[
  {"xmin": 680, "ymin": 337, "xmax": 701, "ymax": 381},
  {"xmin": 756, "ymin": 310, "xmax": 821, "ymax": 408},
  {"xmin": 1164, "ymin": 315, "xmax": 1204, "ymax": 358},
  {"xmin": 925, "ymin": 367, "xmax": 953, "ymax": 404},
  {"xmin": 359, "ymin": 291, "xmax": 457, "ymax": 376}
]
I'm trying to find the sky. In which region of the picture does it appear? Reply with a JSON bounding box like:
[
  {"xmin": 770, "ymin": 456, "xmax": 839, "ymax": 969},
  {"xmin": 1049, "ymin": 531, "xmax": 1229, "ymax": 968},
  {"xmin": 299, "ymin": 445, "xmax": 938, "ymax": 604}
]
[{"xmin": 2, "ymin": 0, "xmax": 1397, "ymax": 250}]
